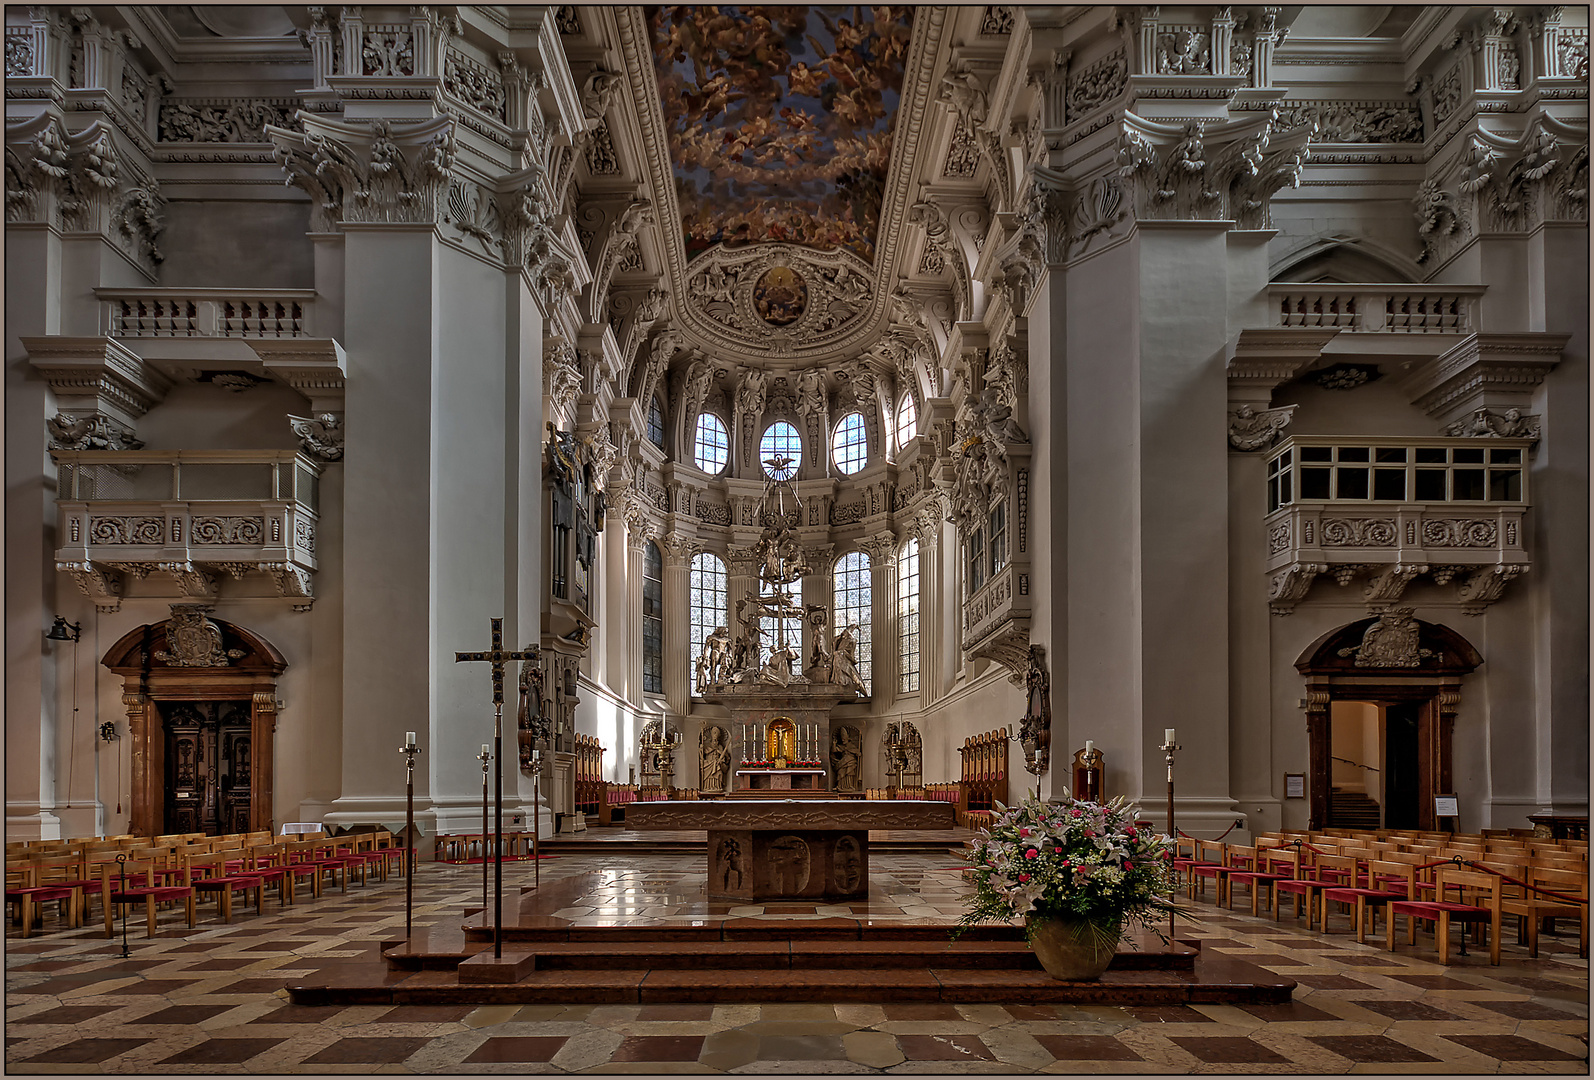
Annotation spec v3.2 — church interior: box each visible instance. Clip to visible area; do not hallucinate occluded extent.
[5,2,1589,1073]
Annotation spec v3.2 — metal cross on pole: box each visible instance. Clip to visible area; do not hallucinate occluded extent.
[455,617,537,960]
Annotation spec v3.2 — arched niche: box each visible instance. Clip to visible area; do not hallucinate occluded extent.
[102,610,288,837]
[1294,611,1482,831]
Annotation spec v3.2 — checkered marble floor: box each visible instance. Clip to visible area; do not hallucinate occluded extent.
[7,852,1588,1073]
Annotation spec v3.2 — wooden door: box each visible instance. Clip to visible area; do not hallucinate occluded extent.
[161,701,251,836]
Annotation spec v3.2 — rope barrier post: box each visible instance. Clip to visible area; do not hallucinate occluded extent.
[1160,730,1181,943]
[116,853,129,959]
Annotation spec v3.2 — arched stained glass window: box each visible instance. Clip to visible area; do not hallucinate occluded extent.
[895,394,917,450]
[642,540,663,694]
[647,396,666,448]
[689,552,727,694]
[897,538,920,694]
[833,550,872,695]
[760,421,801,479]
[832,411,867,475]
[694,413,729,475]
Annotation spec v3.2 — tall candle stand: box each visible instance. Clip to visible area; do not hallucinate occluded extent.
[1160,728,1181,944]
[478,744,491,915]
[400,733,422,941]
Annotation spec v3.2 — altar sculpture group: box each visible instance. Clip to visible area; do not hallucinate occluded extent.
[693,609,866,696]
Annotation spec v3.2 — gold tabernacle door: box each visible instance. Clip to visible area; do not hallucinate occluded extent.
[765,717,797,765]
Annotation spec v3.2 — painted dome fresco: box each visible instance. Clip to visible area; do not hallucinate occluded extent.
[648,5,914,262]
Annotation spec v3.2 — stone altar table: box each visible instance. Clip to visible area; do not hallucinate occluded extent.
[626,799,954,901]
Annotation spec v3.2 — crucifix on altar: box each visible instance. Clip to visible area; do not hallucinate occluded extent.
[454,617,537,960]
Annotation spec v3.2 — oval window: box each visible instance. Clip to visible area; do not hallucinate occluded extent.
[760,421,801,479]
[694,413,729,475]
[895,394,917,450]
[833,412,867,475]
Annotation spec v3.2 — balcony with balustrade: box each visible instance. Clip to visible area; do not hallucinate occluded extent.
[1268,284,1486,335]
[1263,435,1531,615]
[52,449,322,613]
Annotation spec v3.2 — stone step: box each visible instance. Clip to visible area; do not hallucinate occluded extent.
[293,950,1290,1007]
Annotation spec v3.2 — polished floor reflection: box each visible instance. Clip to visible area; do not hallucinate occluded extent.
[6,851,1588,1073]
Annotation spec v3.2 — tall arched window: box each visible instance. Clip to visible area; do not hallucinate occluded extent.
[897,537,920,694]
[760,420,801,478]
[833,550,872,695]
[832,411,868,474]
[647,396,666,449]
[642,540,663,694]
[694,412,729,474]
[689,552,727,693]
[895,394,917,450]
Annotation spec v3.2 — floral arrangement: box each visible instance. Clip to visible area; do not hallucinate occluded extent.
[960,793,1180,941]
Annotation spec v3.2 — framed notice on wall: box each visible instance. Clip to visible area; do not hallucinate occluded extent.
[1435,795,1459,818]
[1284,773,1306,799]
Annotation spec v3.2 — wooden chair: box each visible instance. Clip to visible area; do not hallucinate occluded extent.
[1272,850,1341,930]
[1387,866,1504,965]
[185,852,264,923]
[1228,845,1295,917]
[1502,864,1588,959]
[6,861,80,937]
[230,845,291,908]
[1190,840,1245,906]
[1322,858,1416,943]
[100,859,194,938]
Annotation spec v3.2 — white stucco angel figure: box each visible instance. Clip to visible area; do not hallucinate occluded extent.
[830,623,867,696]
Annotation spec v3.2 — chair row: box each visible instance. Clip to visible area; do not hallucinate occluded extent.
[1177,836,1588,966]
[7,830,409,938]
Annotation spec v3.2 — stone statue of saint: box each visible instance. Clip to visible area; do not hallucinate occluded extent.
[699,725,729,794]
[701,625,731,688]
[830,623,867,696]
[760,639,800,686]
[830,725,862,791]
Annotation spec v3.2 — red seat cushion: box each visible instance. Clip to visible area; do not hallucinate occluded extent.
[1389,899,1492,920]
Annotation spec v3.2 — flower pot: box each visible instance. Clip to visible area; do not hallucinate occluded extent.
[1026,916,1120,981]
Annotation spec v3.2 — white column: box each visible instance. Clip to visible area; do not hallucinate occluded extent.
[860,533,899,710]
[660,532,697,716]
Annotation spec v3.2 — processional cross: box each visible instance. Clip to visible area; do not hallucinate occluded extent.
[455,617,538,959]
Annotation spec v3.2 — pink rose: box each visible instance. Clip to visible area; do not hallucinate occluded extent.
[1071,809,1083,818]
[1019,828,1030,838]
[1018,873,1031,883]
[1025,848,1039,859]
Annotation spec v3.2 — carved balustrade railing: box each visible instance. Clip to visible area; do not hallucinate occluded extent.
[1263,436,1532,613]
[97,288,319,339]
[963,561,1020,646]
[52,449,322,610]
[1269,284,1486,334]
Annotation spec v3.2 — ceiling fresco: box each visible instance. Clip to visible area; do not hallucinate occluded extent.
[647,5,915,262]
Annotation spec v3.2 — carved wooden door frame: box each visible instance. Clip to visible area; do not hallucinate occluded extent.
[1296,613,1481,832]
[102,613,287,837]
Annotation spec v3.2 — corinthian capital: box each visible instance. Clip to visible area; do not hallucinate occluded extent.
[267,114,456,228]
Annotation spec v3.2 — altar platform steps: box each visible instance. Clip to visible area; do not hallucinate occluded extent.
[287,921,1294,1006]
[544,826,975,857]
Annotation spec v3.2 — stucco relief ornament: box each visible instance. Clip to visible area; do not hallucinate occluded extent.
[1414,179,1466,264]
[1445,407,1541,440]
[545,341,581,417]
[1338,607,1433,668]
[287,413,344,461]
[156,607,246,667]
[47,412,143,451]
[1227,404,1296,451]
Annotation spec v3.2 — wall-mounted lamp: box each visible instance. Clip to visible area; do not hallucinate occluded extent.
[46,616,82,642]
[99,721,119,743]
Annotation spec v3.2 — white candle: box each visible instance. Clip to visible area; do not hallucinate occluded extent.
[482,743,490,757]
[1085,740,1094,756]
[406,731,417,746]
[1165,728,1176,745]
